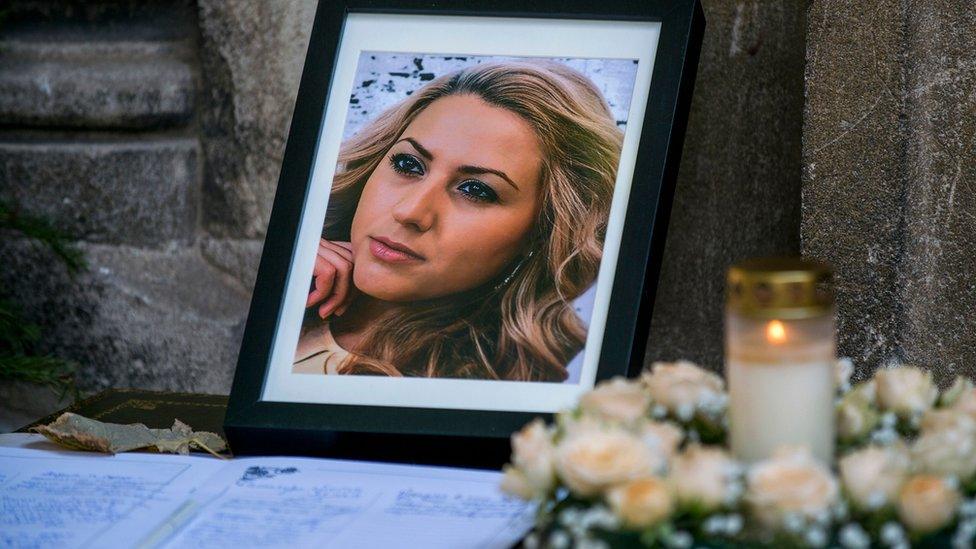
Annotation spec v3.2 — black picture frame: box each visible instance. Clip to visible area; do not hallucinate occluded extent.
[225,0,704,467]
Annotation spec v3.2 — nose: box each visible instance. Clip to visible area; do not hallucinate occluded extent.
[391,178,441,232]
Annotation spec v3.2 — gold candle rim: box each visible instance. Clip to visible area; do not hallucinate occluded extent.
[727,257,834,320]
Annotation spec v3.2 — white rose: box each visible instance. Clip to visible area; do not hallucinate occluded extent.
[949,383,976,419]
[912,409,976,481]
[875,366,938,416]
[606,477,674,528]
[838,444,910,510]
[920,408,976,433]
[509,419,556,497]
[555,428,657,497]
[836,386,880,443]
[670,444,737,511]
[836,381,879,442]
[897,475,960,534]
[941,376,975,407]
[954,390,976,417]
[643,361,725,416]
[637,420,683,464]
[835,358,854,391]
[746,446,839,529]
[500,465,534,500]
[850,380,877,404]
[579,377,651,423]
[557,413,604,438]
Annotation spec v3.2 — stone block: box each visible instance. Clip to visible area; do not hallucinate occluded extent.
[803,0,976,383]
[0,239,251,399]
[0,139,199,247]
[803,0,906,379]
[196,0,316,238]
[899,1,976,381]
[200,237,264,294]
[0,41,196,129]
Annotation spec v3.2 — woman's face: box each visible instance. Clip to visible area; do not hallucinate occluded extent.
[349,94,544,302]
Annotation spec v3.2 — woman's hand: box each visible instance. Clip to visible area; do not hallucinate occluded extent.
[306,239,356,319]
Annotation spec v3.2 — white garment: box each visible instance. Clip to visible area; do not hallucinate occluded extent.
[292,323,352,375]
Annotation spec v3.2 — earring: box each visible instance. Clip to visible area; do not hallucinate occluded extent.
[494,250,534,292]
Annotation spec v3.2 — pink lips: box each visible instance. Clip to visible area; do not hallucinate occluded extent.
[369,236,425,263]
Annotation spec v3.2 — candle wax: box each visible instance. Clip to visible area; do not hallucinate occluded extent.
[728,357,835,463]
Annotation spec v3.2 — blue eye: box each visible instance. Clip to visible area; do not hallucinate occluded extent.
[457,180,498,203]
[389,153,425,176]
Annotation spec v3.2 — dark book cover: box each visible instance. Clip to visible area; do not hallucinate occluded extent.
[18,389,228,438]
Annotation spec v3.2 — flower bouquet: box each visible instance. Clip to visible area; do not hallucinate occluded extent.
[501,361,976,548]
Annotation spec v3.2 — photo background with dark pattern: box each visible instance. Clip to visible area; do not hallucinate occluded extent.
[343,53,639,140]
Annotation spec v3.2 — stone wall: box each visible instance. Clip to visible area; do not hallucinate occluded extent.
[0,0,315,429]
[0,0,806,429]
[804,0,976,383]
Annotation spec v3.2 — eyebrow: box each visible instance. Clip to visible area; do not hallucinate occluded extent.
[395,137,521,191]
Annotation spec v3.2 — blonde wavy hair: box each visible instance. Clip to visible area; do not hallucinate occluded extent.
[322,61,623,381]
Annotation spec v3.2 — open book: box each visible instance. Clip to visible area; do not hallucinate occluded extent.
[0,435,534,548]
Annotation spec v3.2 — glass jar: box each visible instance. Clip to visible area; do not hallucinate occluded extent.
[725,257,836,463]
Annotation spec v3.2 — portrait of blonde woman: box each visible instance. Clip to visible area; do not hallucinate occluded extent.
[292,59,628,382]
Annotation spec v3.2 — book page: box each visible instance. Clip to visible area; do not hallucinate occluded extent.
[0,442,225,548]
[156,456,535,549]
[0,435,535,548]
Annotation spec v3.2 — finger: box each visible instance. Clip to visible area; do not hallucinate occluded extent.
[320,239,353,262]
[315,248,353,319]
[306,276,333,308]
[335,299,354,317]
[321,281,359,319]
[318,244,352,267]
[330,240,353,252]
[305,256,336,307]
[318,293,347,319]
[329,279,359,318]
[322,241,357,316]
[306,283,329,308]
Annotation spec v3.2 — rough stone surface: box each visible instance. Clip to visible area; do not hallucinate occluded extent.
[196,0,317,238]
[803,0,976,383]
[199,237,264,294]
[0,41,196,129]
[644,1,806,373]
[900,2,976,382]
[0,139,199,247]
[0,0,198,41]
[803,0,906,380]
[0,381,72,433]
[0,239,250,396]
[0,2,210,428]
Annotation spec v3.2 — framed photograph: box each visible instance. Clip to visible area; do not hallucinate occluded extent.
[226,0,704,465]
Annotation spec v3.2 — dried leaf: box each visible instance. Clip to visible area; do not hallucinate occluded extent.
[33,413,228,457]
[33,413,157,452]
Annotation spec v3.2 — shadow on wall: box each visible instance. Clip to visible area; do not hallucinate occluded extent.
[644,0,805,372]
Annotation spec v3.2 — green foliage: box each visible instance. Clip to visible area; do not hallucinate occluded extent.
[0,352,76,398]
[0,201,85,272]
[0,198,84,399]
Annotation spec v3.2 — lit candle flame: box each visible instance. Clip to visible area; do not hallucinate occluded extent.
[766,320,787,344]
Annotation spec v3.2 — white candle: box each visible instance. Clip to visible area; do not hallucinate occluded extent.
[725,259,836,464]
